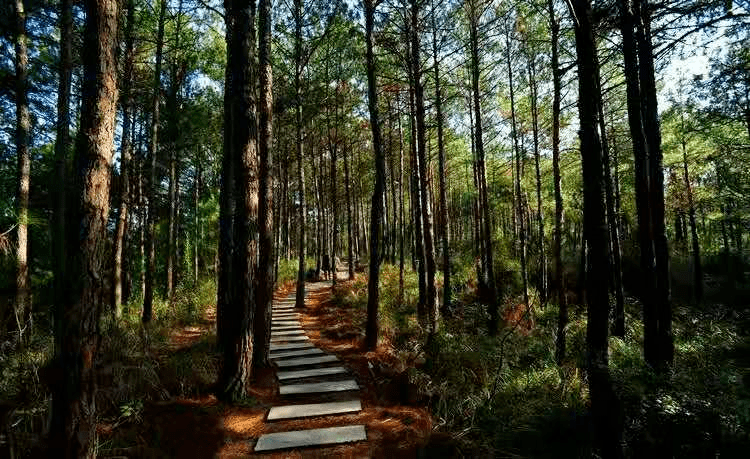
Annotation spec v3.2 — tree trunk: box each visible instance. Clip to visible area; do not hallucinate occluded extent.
[364,0,385,351]
[599,108,625,337]
[570,0,623,456]
[294,0,307,310]
[143,0,167,323]
[13,0,30,341]
[507,30,530,312]
[636,0,672,368]
[526,46,547,304]
[253,0,274,370]
[468,7,498,334]
[680,115,703,302]
[549,0,566,364]
[344,143,355,280]
[411,0,438,333]
[219,0,258,400]
[49,1,119,455]
[113,0,136,318]
[52,0,73,347]
[432,7,450,316]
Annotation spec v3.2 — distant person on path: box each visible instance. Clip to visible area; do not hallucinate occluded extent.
[322,254,331,280]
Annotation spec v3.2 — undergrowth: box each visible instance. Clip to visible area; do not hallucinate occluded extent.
[0,276,219,457]
[329,262,750,457]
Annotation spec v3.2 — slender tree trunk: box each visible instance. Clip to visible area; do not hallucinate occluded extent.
[143,0,167,323]
[409,78,426,319]
[113,0,136,318]
[364,0,385,351]
[194,162,200,286]
[13,0,30,340]
[549,0,567,363]
[636,0,672,368]
[253,0,274,370]
[397,96,405,301]
[680,116,703,302]
[599,107,625,337]
[294,0,307,309]
[527,47,547,304]
[468,7,498,333]
[432,7,450,315]
[344,143,355,280]
[507,30,529,310]
[571,0,623,456]
[411,0,438,333]
[53,0,73,347]
[49,0,119,455]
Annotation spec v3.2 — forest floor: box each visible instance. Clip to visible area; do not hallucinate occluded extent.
[100,270,432,458]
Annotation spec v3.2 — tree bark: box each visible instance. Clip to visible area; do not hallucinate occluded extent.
[570,0,623,456]
[468,3,498,334]
[219,0,259,400]
[411,0,438,333]
[253,0,274,370]
[49,0,119,455]
[506,29,530,311]
[680,113,703,302]
[432,5,450,316]
[636,0,672,368]
[53,0,73,347]
[344,142,355,280]
[294,0,307,310]
[143,0,167,323]
[113,0,136,318]
[13,0,30,341]
[364,0,385,351]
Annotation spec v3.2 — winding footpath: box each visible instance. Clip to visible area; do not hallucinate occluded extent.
[254,281,367,453]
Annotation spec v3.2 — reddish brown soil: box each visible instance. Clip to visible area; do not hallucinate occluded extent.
[99,278,433,458]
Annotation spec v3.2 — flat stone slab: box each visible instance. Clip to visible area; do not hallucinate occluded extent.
[255,424,366,451]
[275,354,338,368]
[273,314,299,319]
[271,335,309,343]
[276,366,349,381]
[269,342,315,352]
[266,400,362,421]
[271,321,299,327]
[279,379,359,396]
[270,348,325,360]
[271,329,306,337]
[272,325,302,331]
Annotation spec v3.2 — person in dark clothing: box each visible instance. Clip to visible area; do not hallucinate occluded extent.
[322,254,331,280]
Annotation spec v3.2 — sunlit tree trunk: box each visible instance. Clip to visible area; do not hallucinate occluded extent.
[13,0,30,341]
[680,113,703,302]
[294,0,307,309]
[49,0,119,455]
[253,0,274,370]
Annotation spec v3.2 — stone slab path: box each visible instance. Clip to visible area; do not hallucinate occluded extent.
[254,282,367,453]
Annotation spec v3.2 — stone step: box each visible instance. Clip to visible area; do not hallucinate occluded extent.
[269,342,315,352]
[270,335,309,343]
[276,366,348,381]
[266,399,362,421]
[279,379,358,396]
[270,348,325,360]
[274,354,338,368]
[271,329,306,337]
[273,313,299,319]
[272,325,302,332]
[254,424,366,452]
